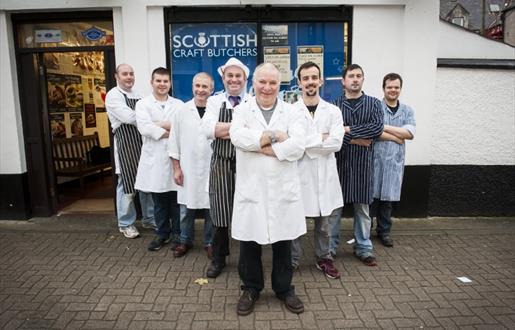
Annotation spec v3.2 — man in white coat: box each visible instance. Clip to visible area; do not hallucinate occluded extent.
[291,62,344,279]
[201,57,251,278]
[169,72,214,258]
[105,64,155,239]
[230,63,306,316]
[135,67,183,252]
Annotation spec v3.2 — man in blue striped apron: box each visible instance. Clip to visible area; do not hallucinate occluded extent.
[106,64,155,239]
[329,64,384,266]
[202,58,251,278]
[371,73,416,247]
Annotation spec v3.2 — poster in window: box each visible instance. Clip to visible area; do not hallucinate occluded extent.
[94,78,106,111]
[47,73,68,112]
[262,25,288,46]
[69,112,84,137]
[50,113,66,138]
[297,46,324,79]
[264,47,292,84]
[84,103,97,128]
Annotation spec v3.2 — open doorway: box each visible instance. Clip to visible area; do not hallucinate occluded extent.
[43,50,114,214]
[13,13,116,217]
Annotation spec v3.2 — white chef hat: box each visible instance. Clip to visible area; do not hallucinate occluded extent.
[217,57,250,79]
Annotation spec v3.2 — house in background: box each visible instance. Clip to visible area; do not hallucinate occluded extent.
[503,4,515,45]
[440,0,512,38]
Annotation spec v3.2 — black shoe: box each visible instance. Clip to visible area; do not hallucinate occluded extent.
[237,290,259,316]
[206,259,226,278]
[280,294,304,314]
[379,234,394,247]
[148,237,171,251]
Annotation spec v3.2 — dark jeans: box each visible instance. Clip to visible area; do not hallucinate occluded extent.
[238,240,294,298]
[211,226,230,262]
[370,199,393,236]
[152,191,180,241]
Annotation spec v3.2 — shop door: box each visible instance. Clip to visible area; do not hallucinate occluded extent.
[42,50,115,213]
[17,49,115,216]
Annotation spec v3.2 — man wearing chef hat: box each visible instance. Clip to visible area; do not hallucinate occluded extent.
[201,57,251,278]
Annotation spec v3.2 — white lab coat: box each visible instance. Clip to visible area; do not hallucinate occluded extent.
[134,94,183,193]
[168,99,212,209]
[230,97,307,245]
[294,98,344,217]
[201,92,251,140]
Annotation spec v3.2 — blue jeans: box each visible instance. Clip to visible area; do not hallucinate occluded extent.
[179,204,214,247]
[329,204,374,258]
[370,199,393,237]
[152,191,180,242]
[116,176,155,228]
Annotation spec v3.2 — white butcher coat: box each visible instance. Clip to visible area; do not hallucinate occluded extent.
[229,97,307,244]
[168,99,212,209]
[134,94,183,193]
[294,98,344,217]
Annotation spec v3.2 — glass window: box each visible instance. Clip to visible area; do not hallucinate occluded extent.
[17,21,114,48]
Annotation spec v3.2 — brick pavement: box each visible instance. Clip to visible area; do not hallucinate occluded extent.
[1,216,514,329]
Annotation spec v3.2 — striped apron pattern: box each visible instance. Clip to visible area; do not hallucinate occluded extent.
[333,94,384,204]
[209,101,235,228]
[114,94,143,194]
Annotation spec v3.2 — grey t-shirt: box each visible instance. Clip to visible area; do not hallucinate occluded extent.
[259,100,277,125]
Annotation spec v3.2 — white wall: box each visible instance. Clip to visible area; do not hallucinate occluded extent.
[353,1,438,165]
[433,68,515,165]
[0,12,26,174]
[438,19,515,59]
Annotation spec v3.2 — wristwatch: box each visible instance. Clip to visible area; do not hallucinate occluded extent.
[270,131,277,144]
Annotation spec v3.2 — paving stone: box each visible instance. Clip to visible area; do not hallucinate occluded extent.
[0,218,514,329]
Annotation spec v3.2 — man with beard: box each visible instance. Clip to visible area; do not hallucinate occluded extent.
[291,61,343,279]
[202,58,251,278]
[328,64,384,266]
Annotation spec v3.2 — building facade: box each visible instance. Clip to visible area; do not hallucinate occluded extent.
[1,1,514,220]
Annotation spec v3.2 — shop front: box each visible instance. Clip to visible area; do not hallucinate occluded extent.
[11,12,116,217]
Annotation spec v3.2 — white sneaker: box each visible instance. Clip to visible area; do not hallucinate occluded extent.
[119,225,140,239]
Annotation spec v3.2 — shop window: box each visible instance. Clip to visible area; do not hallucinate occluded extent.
[17,21,114,48]
[166,6,351,103]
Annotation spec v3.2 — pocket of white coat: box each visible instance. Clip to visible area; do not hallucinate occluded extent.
[235,176,259,203]
[280,177,301,203]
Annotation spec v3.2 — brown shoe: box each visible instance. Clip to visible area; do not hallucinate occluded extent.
[173,243,190,258]
[280,294,304,314]
[237,290,259,316]
[204,245,213,260]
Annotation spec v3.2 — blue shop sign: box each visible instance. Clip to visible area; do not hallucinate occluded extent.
[170,23,258,101]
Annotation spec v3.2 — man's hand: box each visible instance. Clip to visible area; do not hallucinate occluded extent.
[156,121,171,131]
[274,130,289,143]
[260,131,273,147]
[350,138,372,147]
[322,133,329,141]
[161,130,170,139]
[173,166,183,186]
[260,145,276,157]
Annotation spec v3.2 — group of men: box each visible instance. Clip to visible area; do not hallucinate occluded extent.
[105,57,415,316]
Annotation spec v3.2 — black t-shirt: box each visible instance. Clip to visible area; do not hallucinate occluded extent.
[347,94,363,109]
[387,102,399,114]
[197,106,206,118]
[306,105,318,116]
